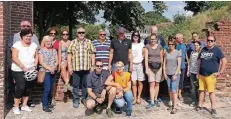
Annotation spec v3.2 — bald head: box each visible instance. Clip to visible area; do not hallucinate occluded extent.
[20,21,32,30]
[151,26,158,34]
[176,33,184,43]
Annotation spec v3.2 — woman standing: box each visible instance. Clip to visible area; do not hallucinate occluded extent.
[39,36,58,112]
[131,31,145,105]
[11,29,38,114]
[163,38,181,114]
[41,27,59,51]
[58,29,71,92]
[187,41,201,107]
[145,34,164,109]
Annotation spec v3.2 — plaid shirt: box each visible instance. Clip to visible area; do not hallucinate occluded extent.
[67,38,95,71]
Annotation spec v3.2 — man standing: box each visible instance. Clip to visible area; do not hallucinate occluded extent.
[13,20,40,47]
[144,25,166,48]
[176,33,188,102]
[186,32,206,57]
[92,29,111,70]
[86,60,115,117]
[67,27,95,108]
[108,27,132,72]
[197,36,227,116]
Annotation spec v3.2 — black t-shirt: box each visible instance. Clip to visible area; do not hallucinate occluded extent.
[110,38,132,65]
[198,46,225,76]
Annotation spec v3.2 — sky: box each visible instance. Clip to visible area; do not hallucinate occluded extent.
[95,1,193,24]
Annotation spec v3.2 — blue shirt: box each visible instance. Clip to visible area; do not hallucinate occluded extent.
[199,46,224,76]
[176,43,187,69]
[186,40,206,58]
[144,35,166,48]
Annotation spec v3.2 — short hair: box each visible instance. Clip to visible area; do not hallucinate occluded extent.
[167,35,177,49]
[168,35,176,41]
[194,41,201,46]
[47,27,58,35]
[20,29,33,39]
[61,28,69,34]
[116,61,124,66]
[98,29,105,34]
[95,59,103,65]
[192,32,198,36]
[76,27,85,32]
[131,31,141,43]
[42,35,52,44]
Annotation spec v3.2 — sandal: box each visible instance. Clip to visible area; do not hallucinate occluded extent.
[137,98,141,104]
[170,108,177,114]
[167,106,172,110]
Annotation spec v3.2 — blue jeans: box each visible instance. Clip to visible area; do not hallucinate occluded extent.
[190,73,199,103]
[42,72,56,108]
[167,75,180,93]
[72,70,89,104]
[112,64,129,72]
[114,91,133,114]
[179,68,185,89]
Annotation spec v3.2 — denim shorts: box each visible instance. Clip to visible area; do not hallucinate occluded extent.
[167,75,180,93]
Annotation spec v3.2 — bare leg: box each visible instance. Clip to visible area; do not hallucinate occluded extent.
[14,98,21,107]
[132,80,137,104]
[107,87,116,109]
[137,81,143,100]
[150,82,155,103]
[172,92,177,108]
[198,90,205,107]
[61,65,69,85]
[86,99,96,110]
[22,96,29,107]
[154,82,159,100]
[209,92,215,109]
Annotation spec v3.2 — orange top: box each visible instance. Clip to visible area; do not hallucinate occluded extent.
[112,72,131,88]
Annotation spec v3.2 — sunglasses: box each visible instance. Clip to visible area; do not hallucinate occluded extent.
[96,65,103,68]
[62,34,68,36]
[100,34,106,36]
[207,40,215,42]
[22,25,31,27]
[168,43,175,46]
[134,34,139,36]
[78,32,85,34]
[150,39,156,40]
[49,32,56,35]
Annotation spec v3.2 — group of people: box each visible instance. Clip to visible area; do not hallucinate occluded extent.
[10,20,227,118]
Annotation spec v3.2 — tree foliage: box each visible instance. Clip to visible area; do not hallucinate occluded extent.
[152,1,167,14]
[173,13,187,24]
[142,11,170,25]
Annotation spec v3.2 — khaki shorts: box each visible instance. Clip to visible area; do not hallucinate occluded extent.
[148,67,162,82]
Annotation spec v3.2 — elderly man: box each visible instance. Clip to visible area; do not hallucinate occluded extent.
[67,27,95,108]
[86,60,116,117]
[13,20,40,47]
[196,36,227,116]
[108,27,132,72]
[92,29,111,70]
[144,25,166,48]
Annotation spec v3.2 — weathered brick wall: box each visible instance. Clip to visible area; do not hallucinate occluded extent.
[208,20,231,96]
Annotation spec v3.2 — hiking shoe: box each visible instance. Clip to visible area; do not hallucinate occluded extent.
[211,109,217,116]
[73,102,79,108]
[43,107,52,112]
[106,108,113,118]
[168,101,172,106]
[190,102,196,107]
[196,106,203,111]
[155,100,160,107]
[146,103,155,109]
[125,113,131,118]
[21,106,32,112]
[13,107,20,115]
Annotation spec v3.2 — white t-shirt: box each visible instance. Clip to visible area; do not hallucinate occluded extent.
[132,43,144,63]
[11,41,38,71]
[189,51,199,74]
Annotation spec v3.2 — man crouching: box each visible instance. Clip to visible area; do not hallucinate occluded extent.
[86,60,115,118]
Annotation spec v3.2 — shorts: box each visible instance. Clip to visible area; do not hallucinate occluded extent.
[199,74,216,93]
[148,67,162,82]
[131,63,145,81]
[167,75,180,93]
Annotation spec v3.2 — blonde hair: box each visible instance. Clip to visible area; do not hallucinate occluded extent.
[61,28,69,34]
[98,29,105,34]
[116,61,124,66]
[42,35,52,44]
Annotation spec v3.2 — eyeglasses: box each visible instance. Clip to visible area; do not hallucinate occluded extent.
[49,32,56,35]
[22,25,31,28]
[168,43,175,46]
[100,34,106,36]
[207,40,215,42]
[78,32,85,34]
[96,65,103,68]
[62,34,68,36]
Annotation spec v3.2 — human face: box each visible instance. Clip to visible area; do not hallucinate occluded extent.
[207,37,215,47]
[192,34,199,41]
[49,29,56,40]
[150,35,157,45]
[116,63,124,73]
[168,41,175,50]
[176,36,183,44]
[62,31,69,40]
[133,32,139,43]
[77,29,85,40]
[20,21,32,30]
[99,31,106,40]
[45,38,53,49]
[194,42,200,52]
[95,61,103,73]
[118,33,125,40]
[22,33,32,44]
[151,27,158,35]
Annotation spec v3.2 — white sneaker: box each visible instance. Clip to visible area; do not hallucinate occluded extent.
[168,101,172,106]
[21,106,32,112]
[177,102,183,107]
[13,107,20,115]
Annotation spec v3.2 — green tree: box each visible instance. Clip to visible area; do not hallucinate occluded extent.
[173,13,187,24]
[142,11,170,25]
[85,24,103,40]
[152,1,167,14]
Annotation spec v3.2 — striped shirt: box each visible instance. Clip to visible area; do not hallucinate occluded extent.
[67,38,95,71]
[92,39,111,67]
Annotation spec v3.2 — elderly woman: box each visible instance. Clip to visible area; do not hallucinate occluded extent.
[11,29,38,115]
[41,27,59,51]
[39,36,58,112]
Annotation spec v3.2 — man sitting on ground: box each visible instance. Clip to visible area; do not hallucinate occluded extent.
[86,60,116,118]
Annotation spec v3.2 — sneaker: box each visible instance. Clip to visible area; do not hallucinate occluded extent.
[168,100,172,106]
[196,106,203,111]
[106,108,113,118]
[21,106,32,112]
[126,113,131,118]
[43,107,52,112]
[73,102,79,108]
[48,104,54,110]
[13,107,20,115]
[146,103,155,109]
[114,107,122,114]
[190,102,196,107]
[155,100,160,107]
[211,109,217,116]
